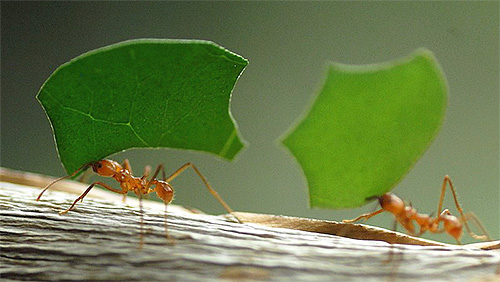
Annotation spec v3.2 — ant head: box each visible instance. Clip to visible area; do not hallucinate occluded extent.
[91,159,117,177]
[379,193,405,214]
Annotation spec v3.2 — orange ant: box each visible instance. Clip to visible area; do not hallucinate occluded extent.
[343,175,490,244]
[36,159,242,245]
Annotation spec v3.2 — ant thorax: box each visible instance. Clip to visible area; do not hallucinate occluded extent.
[115,172,147,193]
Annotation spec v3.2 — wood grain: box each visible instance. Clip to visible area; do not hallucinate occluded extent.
[1,168,499,282]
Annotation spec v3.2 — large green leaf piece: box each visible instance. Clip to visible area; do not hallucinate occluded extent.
[282,49,447,209]
[37,39,248,174]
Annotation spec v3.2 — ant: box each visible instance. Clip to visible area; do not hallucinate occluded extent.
[342,175,490,244]
[36,159,242,246]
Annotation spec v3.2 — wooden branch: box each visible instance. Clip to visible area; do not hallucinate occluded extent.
[1,168,499,281]
[233,212,500,250]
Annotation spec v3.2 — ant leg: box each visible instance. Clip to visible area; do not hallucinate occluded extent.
[137,191,145,249]
[438,176,490,241]
[123,161,163,247]
[141,164,172,243]
[140,165,153,200]
[396,217,416,236]
[151,164,166,181]
[133,185,171,248]
[123,159,132,174]
[119,159,136,203]
[342,208,384,223]
[59,181,124,215]
[392,219,399,232]
[164,204,175,244]
[143,164,166,191]
[166,163,242,223]
[436,176,448,216]
[37,164,91,201]
[462,212,491,241]
[143,165,152,179]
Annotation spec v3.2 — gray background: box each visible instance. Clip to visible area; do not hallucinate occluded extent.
[1,1,498,244]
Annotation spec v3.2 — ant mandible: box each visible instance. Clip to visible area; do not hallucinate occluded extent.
[36,159,242,245]
[342,175,490,244]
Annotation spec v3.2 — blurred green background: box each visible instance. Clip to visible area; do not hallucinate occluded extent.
[1,2,498,244]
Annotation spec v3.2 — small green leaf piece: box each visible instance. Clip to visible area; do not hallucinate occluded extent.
[37,39,248,174]
[282,49,448,209]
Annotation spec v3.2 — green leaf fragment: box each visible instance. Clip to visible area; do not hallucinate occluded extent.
[37,39,248,174]
[282,49,448,209]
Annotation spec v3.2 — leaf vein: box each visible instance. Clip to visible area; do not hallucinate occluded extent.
[158,93,207,144]
[218,129,237,158]
[42,89,149,147]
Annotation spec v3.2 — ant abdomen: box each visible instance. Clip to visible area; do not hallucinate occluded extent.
[440,211,462,241]
[154,181,174,204]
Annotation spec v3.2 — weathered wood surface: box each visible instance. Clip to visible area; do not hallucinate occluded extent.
[233,212,500,250]
[1,171,500,282]
[3,167,498,250]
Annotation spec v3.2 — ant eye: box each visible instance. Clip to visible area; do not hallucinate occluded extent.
[98,163,102,168]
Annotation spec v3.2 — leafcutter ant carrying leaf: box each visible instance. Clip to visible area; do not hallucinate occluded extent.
[37,159,242,247]
[343,175,490,244]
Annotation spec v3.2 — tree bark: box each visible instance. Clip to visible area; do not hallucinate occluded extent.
[1,168,499,282]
